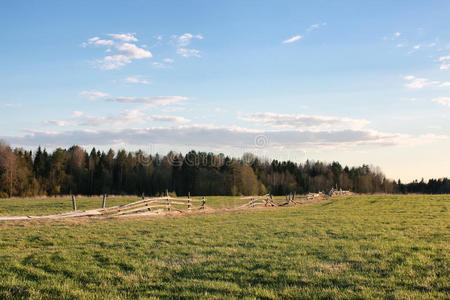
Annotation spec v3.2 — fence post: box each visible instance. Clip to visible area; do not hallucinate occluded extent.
[72,195,77,211]
[102,194,106,209]
[188,192,191,210]
[201,197,206,210]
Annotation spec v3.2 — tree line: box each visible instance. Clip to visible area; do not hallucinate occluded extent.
[0,142,448,198]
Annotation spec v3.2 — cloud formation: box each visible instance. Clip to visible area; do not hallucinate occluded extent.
[177,48,201,58]
[282,35,302,44]
[171,33,203,58]
[439,55,450,70]
[404,75,440,89]
[3,125,444,150]
[432,97,450,107]
[83,33,152,70]
[79,90,109,100]
[123,76,151,85]
[306,22,327,32]
[107,33,138,42]
[74,110,190,127]
[106,96,188,106]
[242,113,370,130]
[176,33,203,46]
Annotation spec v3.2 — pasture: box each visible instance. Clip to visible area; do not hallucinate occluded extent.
[0,195,448,299]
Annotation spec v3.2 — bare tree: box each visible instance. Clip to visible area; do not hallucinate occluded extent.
[0,141,17,197]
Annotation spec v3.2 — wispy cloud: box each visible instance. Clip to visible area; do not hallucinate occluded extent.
[123,76,151,85]
[106,96,189,106]
[4,125,445,149]
[282,22,326,44]
[107,33,138,42]
[439,55,450,70]
[74,110,190,127]
[432,97,450,107]
[42,120,74,127]
[176,33,203,47]
[404,75,440,89]
[79,90,109,100]
[177,48,201,57]
[171,33,203,58]
[306,22,327,32]
[282,35,303,44]
[384,32,401,41]
[72,111,84,117]
[242,112,369,130]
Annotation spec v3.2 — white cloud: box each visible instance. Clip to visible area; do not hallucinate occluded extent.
[84,33,152,70]
[98,54,131,70]
[170,33,203,58]
[242,113,370,130]
[4,125,445,149]
[79,90,109,100]
[176,33,203,46]
[152,62,166,68]
[106,96,189,106]
[432,97,450,107]
[124,76,151,85]
[177,48,201,57]
[3,103,22,108]
[149,115,190,123]
[439,82,450,87]
[306,22,327,32]
[43,109,191,128]
[72,111,84,117]
[163,58,174,63]
[282,35,302,44]
[439,55,450,70]
[115,43,152,59]
[404,75,440,89]
[384,32,401,41]
[107,33,138,42]
[42,120,74,127]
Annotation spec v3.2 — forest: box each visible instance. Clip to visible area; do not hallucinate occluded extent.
[0,142,449,198]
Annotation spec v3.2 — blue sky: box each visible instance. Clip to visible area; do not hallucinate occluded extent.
[1,0,449,181]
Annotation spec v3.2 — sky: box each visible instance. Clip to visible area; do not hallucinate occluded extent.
[1,0,449,182]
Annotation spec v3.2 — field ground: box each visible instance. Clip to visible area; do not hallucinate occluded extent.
[0,195,448,299]
[0,195,270,217]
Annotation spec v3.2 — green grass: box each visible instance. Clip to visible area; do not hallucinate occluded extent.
[0,197,138,216]
[0,195,284,216]
[0,195,449,299]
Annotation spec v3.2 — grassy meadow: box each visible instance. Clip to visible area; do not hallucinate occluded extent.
[0,195,448,299]
[0,195,257,216]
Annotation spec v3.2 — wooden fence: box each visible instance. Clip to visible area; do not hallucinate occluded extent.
[101,195,206,217]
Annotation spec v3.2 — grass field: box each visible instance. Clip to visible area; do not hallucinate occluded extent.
[0,195,256,216]
[0,195,448,299]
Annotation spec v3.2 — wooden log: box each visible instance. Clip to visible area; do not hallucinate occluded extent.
[166,197,203,202]
[113,205,169,215]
